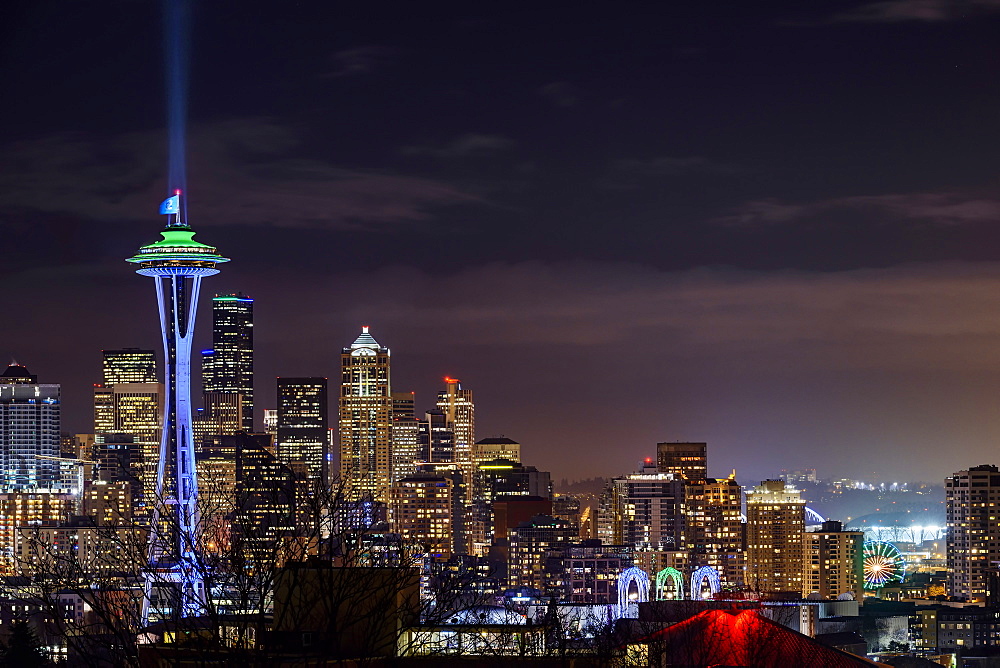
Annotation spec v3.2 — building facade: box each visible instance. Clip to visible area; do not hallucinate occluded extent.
[339,327,392,502]
[745,479,806,595]
[804,520,864,601]
[0,364,61,492]
[656,442,708,482]
[201,293,254,431]
[946,465,1000,602]
[276,377,329,483]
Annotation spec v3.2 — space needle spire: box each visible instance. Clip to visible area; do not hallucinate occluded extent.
[127,190,229,624]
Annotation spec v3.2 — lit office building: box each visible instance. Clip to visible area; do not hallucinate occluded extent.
[684,474,745,588]
[201,293,254,431]
[1,364,61,492]
[804,520,864,601]
[233,433,297,565]
[946,465,1000,602]
[746,479,806,595]
[418,410,454,464]
[437,378,474,480]
[390,392,419,484]
[545,540,634,604]
[102,348,157,385]
[473,437,520,467]
[0,490,77,574]
[603,462,685,549]
[93,382,162,506]
[263,409,278,435]
[192,392,245,446]
[656,442,708,482]
[507,515,577,589]
[276,378,328,483]
[339,327,392,502]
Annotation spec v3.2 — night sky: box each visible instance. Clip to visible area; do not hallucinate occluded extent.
[4,1,1000,485]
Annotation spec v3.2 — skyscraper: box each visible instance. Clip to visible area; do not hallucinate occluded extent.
[0,364,60,492]
[656,442,708,482]
[437,377,474,479]
[946,464,1000,602]
[102,349,157,385]
[276,377,328,483]
[745,479,806,595]
[804,520,864,601]
[684,474,745,588]
[602,462,685,549]
[201,293,254,431]
[339,327,392,502]
[390,392,419,484]
[127,194,228,621]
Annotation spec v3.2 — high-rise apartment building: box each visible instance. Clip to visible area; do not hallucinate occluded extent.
[390,471,456,559]
[656,442,708,482]
[102,349,157,385]
[603,463,685,549]
[746,479,806,595]
[339,327,392,502]
[201,294,254,431]
[946,465,1000,602]
[684,474,745,588]
[276,378,328,483]
[804,520,864,601]
[0,364,61,492]
[508,514,577,589]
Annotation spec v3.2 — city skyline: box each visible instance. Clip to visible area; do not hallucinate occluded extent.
[6,1,1000,485]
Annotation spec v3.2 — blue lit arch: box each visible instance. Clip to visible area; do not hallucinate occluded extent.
[617,566,650,619]
[689,566,721,600]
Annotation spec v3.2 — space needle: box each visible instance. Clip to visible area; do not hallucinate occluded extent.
[127,191,228,623]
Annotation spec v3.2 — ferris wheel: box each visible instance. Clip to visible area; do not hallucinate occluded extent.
[863,541,906,589]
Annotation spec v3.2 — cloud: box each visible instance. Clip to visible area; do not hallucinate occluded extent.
[828,0,1000,23]
[714,192,1000,227]
[325,45,397,78]
[399,133,513,159]
[538,81,579,107]
[0,119,476,229]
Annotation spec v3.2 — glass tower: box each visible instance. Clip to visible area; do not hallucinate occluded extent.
[201,294,254,431]
[127,195,228,623]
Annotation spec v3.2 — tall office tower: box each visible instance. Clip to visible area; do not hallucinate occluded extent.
[102,348,157,385]
[437,378,474,476]
[745,479,806,595]
[390,392,419,484]
[473,437,520,466]
[418,410,455,463]
[201,293,254,431]
[656,442,708,482]
[603,462,685,549]
[263,409,278,435]
[339,327,392,502]
[93,382,163,509]
[474,458,552,503]
[946,465,1000,602]
[276,378,329,483]
[234,433,297,566]
[684,474,745,588]
[192,392,244,447]
[804,520,864,601]
[0,364,60,491]
[127,194,229,621]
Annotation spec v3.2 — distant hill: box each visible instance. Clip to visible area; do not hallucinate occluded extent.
[556,477,607,495]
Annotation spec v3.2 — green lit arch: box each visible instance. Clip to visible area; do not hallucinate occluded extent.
[654,567,684,600]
